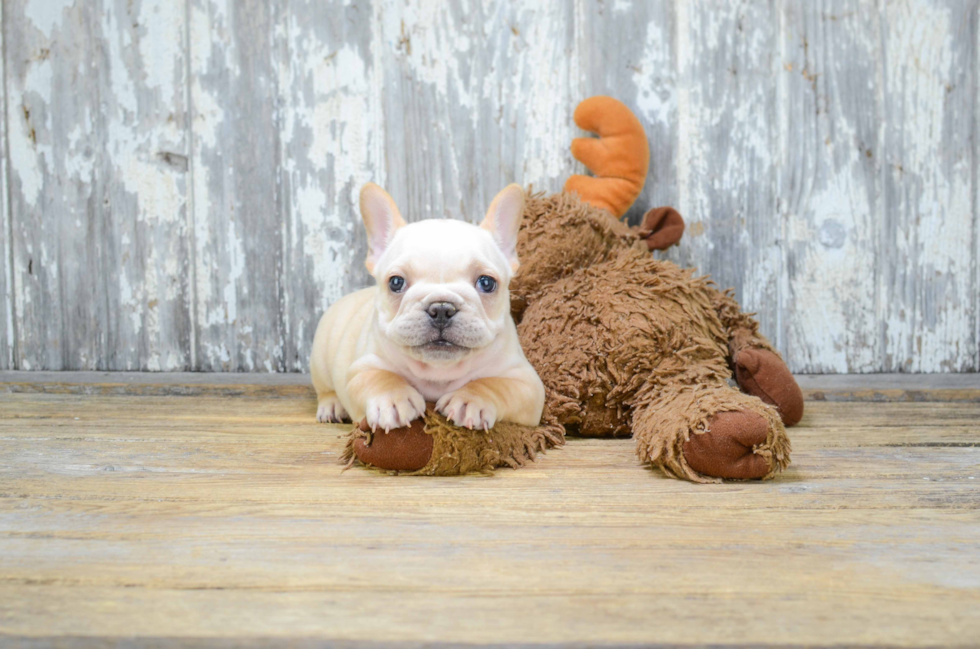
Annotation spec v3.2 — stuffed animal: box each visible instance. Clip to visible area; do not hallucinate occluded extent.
[342,96,802,483]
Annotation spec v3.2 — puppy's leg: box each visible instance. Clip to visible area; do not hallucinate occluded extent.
[311,342,349,424]
[311,302,348,424]
[436,368,545,430]
[347,368,426,432]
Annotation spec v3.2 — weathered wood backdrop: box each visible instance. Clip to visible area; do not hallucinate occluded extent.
[0,0,976,373]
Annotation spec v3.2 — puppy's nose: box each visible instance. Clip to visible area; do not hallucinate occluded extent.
[426,302,458,328]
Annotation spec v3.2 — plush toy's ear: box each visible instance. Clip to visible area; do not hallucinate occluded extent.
[360,183,407,273]
[635,206,685,250]
[480,184,525,272]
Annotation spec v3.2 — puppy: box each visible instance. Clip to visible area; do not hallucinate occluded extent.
[310,183,545,432]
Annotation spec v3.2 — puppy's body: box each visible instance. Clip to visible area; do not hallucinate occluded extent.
[311,187,544,432]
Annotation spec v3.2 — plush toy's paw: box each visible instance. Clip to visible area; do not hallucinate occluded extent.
[316,395,350,423]
[352,417,434,472]
[365,386,426,432]
[632,383,791,483]
[435,391,497,430]
[682,410,771,480]
[734,349,805,426]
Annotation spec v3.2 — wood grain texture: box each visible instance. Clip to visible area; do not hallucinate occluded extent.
[190,0,284,371]
[0,0,977,374]
[797,372,980,402]
[779,0,882,373]
[4,0,192,371]
[277,0,382,371]
[674,1,784,346]
[377,2,578,222]
[880,0,977,372]
[575,0,678,224]
[0,0,10,371]
[0,376,979,645]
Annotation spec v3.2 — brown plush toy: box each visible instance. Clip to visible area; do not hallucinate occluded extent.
[342,96,803,483]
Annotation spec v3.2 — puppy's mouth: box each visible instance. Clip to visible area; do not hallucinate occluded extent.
[415,338,469,354]
[415,336,470,358]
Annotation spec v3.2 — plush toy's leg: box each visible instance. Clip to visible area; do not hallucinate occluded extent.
[631,379,791,483]
[340,405,563,476]
[710,289,805,426]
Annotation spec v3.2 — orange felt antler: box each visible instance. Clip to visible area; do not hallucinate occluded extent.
[563,96,650,218]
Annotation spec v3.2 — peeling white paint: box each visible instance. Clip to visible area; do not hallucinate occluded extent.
[633,19,674,127]
[675,0,692,225]
[378,1,478,121]
[138,1,183,95]
[23,0,73,36]
[880,0,975,372]
[1,0,12,369]
[777,3,883,373]
[276,4,387,370]
[190,0,231,360]
[8,54,52,208]
[189,5,224,148]
[503,2,577,189]
[105,9,138,118]
[117,266,142,334]
[295,42,377,306]
[220,216,243,328]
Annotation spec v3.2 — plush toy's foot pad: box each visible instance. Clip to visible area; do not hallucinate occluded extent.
[341,407,565,476]
[351,418,433,472]
[735,348,805,427]
[682,410,771,480]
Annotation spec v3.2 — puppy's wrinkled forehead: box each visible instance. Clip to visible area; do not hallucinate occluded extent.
[360,182,525,278]
[378,220,510,280]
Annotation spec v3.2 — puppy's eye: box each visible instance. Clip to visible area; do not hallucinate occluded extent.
[388,276,406,293]
[476,275,497,293]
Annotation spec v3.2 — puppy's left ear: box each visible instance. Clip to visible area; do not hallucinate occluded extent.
[480,184,525,272]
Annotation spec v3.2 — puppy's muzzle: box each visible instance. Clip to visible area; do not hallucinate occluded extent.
[426,302,458,330]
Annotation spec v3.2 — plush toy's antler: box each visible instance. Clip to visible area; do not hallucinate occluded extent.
[563,96,650,218]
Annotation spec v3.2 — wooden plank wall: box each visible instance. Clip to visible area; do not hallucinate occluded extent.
[0,0,976,374]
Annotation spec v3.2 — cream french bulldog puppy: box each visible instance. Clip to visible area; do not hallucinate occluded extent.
[310,183,545,432]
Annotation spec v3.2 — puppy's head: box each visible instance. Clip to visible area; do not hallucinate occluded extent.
[360,183,525,366]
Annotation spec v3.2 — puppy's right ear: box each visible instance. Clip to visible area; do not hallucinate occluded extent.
[360,183,407,273]
[480,184,525,272]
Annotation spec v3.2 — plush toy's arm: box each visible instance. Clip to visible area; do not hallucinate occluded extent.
[711,289,804,427]
[710,289,775,359]
[563,96,649,218]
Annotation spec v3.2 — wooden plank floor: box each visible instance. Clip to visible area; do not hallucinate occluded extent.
[1,373,979,647]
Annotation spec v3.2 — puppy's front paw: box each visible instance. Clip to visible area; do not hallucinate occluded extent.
[365,386,426,432]
[316,395,350,423]
[436,391,497,430]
